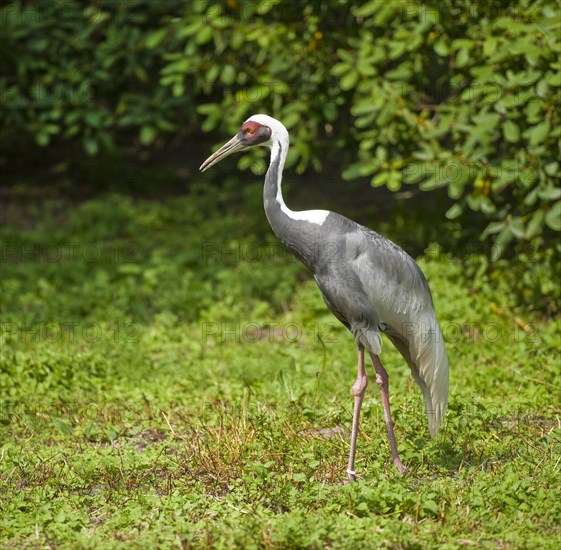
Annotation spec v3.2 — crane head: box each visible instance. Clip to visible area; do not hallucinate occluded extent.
[199,114,285,172]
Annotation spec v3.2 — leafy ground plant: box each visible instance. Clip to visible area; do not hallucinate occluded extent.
[1,184,560,548]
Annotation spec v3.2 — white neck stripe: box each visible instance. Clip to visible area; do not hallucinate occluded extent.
[270,138,329,226]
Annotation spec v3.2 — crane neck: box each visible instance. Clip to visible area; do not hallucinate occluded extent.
[263,135,294,235]
[263,135,329,270]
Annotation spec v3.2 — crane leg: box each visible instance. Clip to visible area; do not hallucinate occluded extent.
[346,346,368,482]
[369,353,406,474]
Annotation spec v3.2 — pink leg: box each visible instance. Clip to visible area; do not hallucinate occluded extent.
[346,347,368,482]
[369,352,406,474]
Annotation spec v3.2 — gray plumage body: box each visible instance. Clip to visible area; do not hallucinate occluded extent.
[263,139,448,436]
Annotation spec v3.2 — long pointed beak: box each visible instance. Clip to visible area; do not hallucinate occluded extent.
[199,134,246,172]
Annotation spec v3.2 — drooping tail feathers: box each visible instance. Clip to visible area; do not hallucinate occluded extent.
[385,316,449,437]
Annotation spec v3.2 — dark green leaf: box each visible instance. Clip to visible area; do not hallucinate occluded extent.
[140,126,157,146]
[503,120,520,143]
[545,201,561,231]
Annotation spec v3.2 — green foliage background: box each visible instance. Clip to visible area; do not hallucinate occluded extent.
[1,0,560,251]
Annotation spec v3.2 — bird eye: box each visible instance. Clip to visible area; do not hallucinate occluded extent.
[246,127,254,135]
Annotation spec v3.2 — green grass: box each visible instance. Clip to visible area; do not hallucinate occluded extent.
[1,183,560,548]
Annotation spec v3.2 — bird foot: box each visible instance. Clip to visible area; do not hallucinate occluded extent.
[345,468,358,483]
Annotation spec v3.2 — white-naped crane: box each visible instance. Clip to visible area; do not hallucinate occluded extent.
[200,114,448,480]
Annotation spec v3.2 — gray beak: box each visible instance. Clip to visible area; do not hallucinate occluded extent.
[199,134,246,172]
